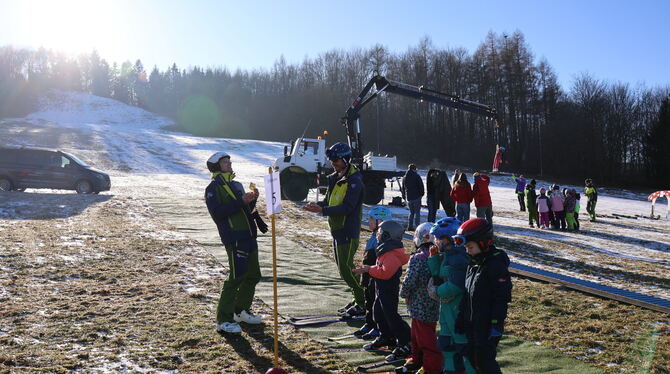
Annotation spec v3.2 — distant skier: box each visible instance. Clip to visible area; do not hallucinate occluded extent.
[585,178,598,222]
[512,174,527,211]
[472,172,493,224]
[492,145,505,173]
[426,169,456,221]
[205,152,268,334]
[550,185,566,230]
[525,179,539,228]
[451,173,474,222]
[303,142,365,317]
[402,164,425,231]
[536,188,551,229]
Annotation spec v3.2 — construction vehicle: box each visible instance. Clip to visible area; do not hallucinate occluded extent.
[273,75,501,205]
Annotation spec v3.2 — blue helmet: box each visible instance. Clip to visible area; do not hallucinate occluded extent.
[430,217,462,240]
[326,142,352,162]
[368,206,392,221]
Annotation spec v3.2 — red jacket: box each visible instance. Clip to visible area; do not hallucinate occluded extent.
[450,183,473,204]
[369,248,410,280]
[472,174,492,207]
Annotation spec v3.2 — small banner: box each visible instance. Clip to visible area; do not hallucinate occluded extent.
[264,172,282,215]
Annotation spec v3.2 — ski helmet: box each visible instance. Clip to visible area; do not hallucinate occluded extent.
[326,142,352,163]
[368,206,392,221]
[378,220,405,242]
[413,222,435,248]
[539,187,546,194]
[453,218,494,250]
[430,217,462,240]
[207,151,230,172]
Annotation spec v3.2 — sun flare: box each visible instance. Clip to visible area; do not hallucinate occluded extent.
[16,0,125,56]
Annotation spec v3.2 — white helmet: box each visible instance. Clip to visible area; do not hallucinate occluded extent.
[413,222,434,248]
[207,152,230,172]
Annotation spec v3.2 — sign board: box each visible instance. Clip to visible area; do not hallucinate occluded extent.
[264,172,282,215]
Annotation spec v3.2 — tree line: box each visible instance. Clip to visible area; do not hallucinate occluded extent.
[1,31,669,187]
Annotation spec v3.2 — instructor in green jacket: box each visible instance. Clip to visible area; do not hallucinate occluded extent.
[304,142,366,317]
[205,151,268,334]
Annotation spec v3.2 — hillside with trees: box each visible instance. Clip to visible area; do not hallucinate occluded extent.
[1,31,668,186]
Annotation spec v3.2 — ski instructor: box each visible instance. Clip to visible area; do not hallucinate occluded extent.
[303,142,366,317]
[205,151,268,334]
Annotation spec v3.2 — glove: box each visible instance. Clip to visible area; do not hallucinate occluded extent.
[429,244,439,256]
[488,326,503,345]
[253,212,269,233]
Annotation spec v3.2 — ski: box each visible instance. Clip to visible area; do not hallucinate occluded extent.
[330,346,393,354]
[356,358,405,372]
[289,315,364,326]
[289,313,342,321]
[326,333,356,341]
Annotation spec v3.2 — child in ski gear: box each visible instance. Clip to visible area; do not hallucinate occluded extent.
[398,222,442,374]
[525,179,539,228]
[427,169,456,221]
[403,164,425,230]
[472,172,493,224]
[353,220,411,359]
[451,173,473,222]
[427,217,475,374]
[564,189,578,231]
[512,174,527,211]
[304,142,366,315]
[574,193,581,230]
[452,218,512,374]
[550,185,566,230]
[205,152,266,334]
[355,206,392,339]
[537,188,551,229]
[585,178,598,222]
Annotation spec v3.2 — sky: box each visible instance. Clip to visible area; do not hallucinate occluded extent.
[1,0,669,90]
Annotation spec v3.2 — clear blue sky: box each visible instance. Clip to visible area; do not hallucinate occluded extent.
[2,0,669,90]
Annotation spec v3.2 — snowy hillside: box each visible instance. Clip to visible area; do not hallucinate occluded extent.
[1,89,668,301]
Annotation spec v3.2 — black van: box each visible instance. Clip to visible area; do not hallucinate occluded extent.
[0,147,110,194]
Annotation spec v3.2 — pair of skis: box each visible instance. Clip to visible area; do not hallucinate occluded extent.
[288,313,365,326]
[356,358,405,372]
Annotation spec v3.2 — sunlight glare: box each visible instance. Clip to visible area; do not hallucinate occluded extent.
[18,0,125,56]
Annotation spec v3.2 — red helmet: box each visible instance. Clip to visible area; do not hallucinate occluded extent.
[454,218,494,250]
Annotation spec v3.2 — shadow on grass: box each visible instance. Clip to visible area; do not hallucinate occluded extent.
[243,325,333,373]
[222,332,275,373]
[0,191,112,220]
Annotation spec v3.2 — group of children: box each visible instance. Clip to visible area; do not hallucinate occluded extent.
[352,207,513,374]
[518,176,599,230]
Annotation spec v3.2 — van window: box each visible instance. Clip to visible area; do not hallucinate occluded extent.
[19,150,51,166]
[50,155,71,168]
[63,152,88,167]
[0,149,19,163]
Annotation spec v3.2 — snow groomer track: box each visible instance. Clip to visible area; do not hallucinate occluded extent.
[398,232,670,315]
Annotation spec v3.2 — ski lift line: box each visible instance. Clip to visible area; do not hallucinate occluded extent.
[387,231,670,315]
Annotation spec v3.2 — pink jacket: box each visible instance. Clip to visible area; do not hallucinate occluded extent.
[550,193,564,212]
[369,248,410,280]
[536,195,550,213]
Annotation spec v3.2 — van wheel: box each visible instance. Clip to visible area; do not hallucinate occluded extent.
[0,178,12,192]
[76,180,93,194]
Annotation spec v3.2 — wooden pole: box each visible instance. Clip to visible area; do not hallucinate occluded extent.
[269,167,280,368]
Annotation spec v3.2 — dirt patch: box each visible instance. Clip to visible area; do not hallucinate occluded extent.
[0,193,354,373]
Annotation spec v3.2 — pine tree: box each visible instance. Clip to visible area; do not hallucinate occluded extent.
[646,98,670,185]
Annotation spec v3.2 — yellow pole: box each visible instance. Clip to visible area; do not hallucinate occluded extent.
[269,167,280,368]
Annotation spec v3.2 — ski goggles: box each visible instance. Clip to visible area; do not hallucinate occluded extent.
[326,150,349,161]
[451,235,468,246]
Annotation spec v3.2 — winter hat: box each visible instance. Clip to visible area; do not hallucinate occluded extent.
[530,179,536,185]
[540,187,546,194]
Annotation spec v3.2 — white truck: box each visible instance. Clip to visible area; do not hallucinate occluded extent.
[272,136,401,205]
[273,74,500,205]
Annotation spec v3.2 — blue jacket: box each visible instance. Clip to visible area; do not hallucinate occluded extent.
[205,173,258,246]
[318,165,365,242]
[402,169,425,201]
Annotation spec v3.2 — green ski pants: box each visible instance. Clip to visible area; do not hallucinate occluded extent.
[216,239,261,323]
[566,212,577,230]
[334,238,365,307]
[587,200,597,221]
[528,206,539,227]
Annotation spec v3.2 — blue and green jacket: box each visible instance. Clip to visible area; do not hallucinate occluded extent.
[205,172,258,246]
[318,164,365,242]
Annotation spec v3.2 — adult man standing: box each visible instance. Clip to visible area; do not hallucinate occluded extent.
[426,169,456,222]
[585,178,598,222]
[402,164,425,231]
[205,152,268,334]
[304,142,366,316]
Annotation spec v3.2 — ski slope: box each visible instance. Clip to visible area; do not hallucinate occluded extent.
[1,89,668,300]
